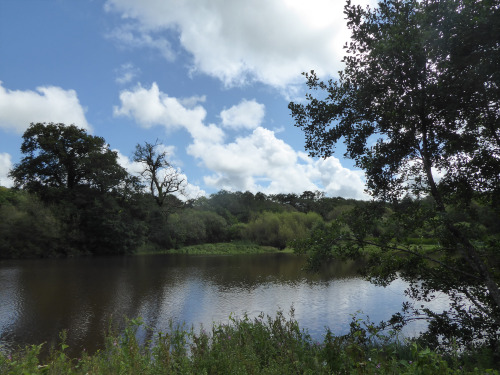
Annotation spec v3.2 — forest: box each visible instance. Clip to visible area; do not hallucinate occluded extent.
[0,152,363,259]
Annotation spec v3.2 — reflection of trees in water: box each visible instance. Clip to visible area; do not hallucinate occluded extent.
[0,254,369,357]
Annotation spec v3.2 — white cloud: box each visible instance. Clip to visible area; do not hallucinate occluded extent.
[188,127,367,199]
[0,82,90,133]
[0,153,13,188]
[114,82,368,199]
[220,99,265,130]
[107,24,176,61]
[114,82,224,143]
[115,62,141,84]
[104,0,374,88]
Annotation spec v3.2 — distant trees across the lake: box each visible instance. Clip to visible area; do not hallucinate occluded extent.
[0,179,367,258]
[0,122,367,258]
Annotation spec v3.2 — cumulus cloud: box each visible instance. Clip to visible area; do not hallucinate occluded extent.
[0,82,90,133]
[114,82,367,198]
[220,99,265,130]
[114,82,224,143]
[104,0,373,88]
[189,127,367,198]
[0,153,13,188]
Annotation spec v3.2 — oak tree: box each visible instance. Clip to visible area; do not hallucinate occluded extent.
[10,122,128,193]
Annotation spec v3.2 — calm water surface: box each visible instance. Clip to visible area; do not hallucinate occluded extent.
[0,253,449,356]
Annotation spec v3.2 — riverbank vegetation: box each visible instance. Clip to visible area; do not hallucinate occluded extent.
[0,178,361,259]
[1,312,499,374]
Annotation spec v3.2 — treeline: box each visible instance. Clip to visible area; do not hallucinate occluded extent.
[3,122,497,260]
[3,175,498,259]
[0,184,362,258]
[1,122,369,259]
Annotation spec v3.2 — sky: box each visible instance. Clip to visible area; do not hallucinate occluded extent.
[0,0,374,200]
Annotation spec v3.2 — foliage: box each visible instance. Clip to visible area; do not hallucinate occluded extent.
[1,312,498,374]
[5,123,147,257]
[9,123,128,194]
[169,241,279,255]
[166,209,229,247]
[289,0,500,352]
[0,190,63,258]
[244,211,324,249]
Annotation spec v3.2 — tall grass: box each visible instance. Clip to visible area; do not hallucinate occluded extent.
[1,311,498,374]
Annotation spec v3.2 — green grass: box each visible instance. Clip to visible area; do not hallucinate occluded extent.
[171,241,282,255]
[1,312,498,374]
[137,241,288,255]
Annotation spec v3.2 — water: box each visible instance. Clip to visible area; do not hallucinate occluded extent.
[0,253,449,356]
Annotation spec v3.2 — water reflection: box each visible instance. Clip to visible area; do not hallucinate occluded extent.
[0,254,449,356]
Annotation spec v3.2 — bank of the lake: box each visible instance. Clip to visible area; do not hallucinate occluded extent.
[2,313,498,374]
[136,241,291,256]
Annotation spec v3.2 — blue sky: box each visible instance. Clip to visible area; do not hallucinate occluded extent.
[0,0,372,199]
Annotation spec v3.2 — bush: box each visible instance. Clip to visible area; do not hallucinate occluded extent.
[244,211,323,249]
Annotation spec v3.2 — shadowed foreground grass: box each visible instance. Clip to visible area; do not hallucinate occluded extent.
[1,310,498,374]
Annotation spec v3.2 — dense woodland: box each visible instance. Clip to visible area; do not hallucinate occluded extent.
[2,179,498,259]
[0,175,365,258]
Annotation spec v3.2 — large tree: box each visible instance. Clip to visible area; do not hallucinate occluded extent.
[10,122,128,193]
[289,0,499,350]
[9,123,145,255]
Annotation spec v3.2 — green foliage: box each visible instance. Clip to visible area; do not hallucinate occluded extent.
[290,0,500,353]
[0,190,63,258]
[171,241,278,255]
[1,312,498,374]
[4,123,147,257]
[244,211,323,249]
[167,209,229,247]
[10,123,127,194]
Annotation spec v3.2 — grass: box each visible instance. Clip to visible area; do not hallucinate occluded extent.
[1,311,499,375]
[136,241,292,255]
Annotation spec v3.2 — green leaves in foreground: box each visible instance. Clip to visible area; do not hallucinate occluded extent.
[1,312,498,374]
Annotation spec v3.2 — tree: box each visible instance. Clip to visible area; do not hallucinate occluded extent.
[8,123,146,256]
[9,123,128,193]
[133,140,186,209]
[289,0,500,350]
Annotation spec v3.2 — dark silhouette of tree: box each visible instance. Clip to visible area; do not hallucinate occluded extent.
[289,0,500,350]
[133,140,186,209]
[10,122,127,193]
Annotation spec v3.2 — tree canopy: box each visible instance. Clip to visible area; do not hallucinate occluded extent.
[6,123,145,256]
[10,122,128,193]
[289,0,499,350]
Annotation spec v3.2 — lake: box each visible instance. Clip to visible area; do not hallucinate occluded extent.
[0,253,449,356]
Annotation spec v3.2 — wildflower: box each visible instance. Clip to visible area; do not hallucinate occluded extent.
[408,360,413,364]
[113,340,118,346]
[376,363,381,369]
